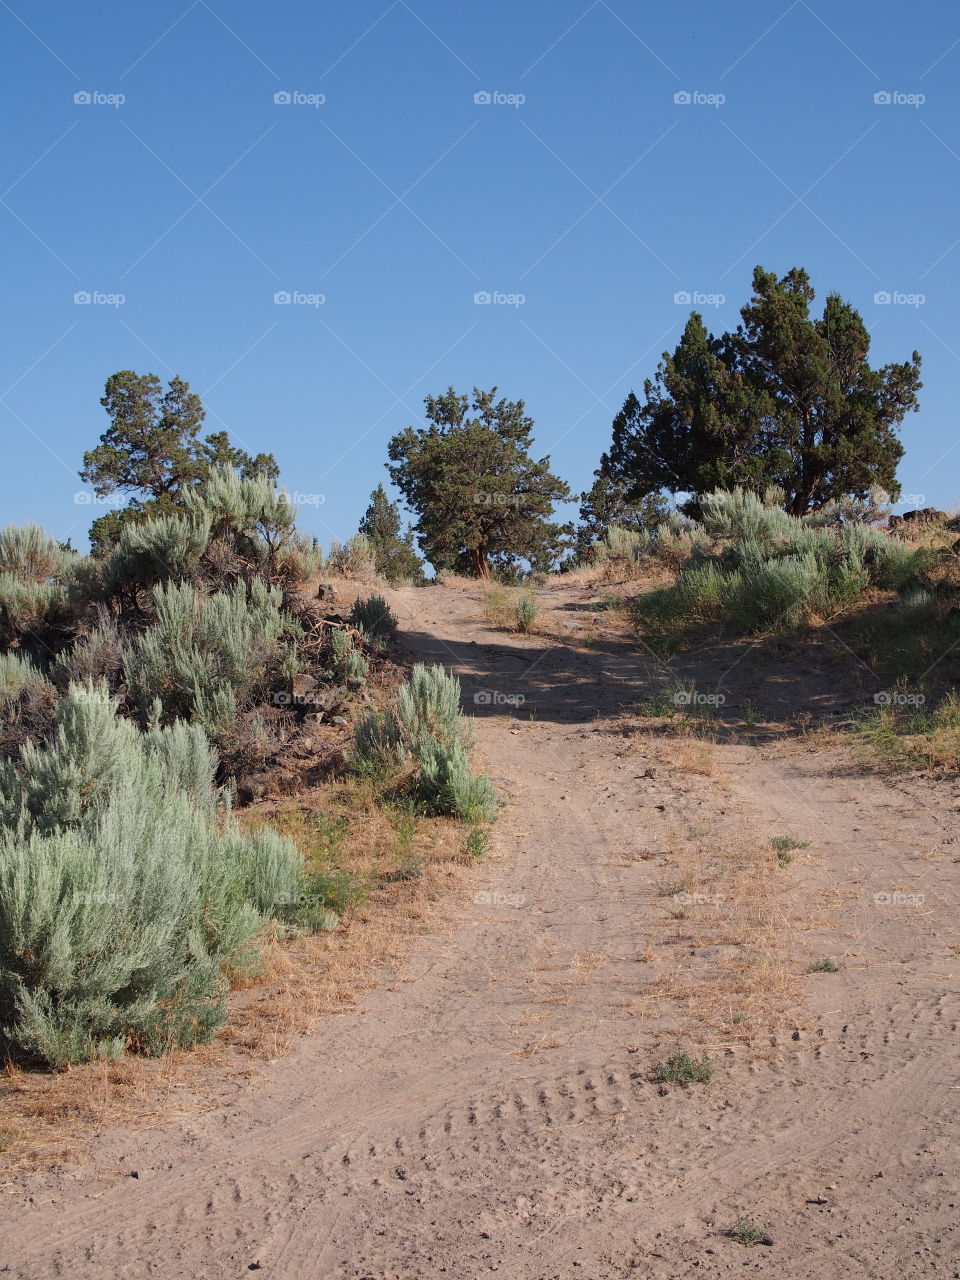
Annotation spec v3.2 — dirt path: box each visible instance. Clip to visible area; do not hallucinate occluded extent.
[2,584,958,1278]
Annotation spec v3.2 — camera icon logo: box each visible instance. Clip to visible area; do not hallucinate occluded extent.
[474,91,492,105]
[74,91,92,105]
[874,91,891,105]
[673,290,692,304]
[73,291,91,304]
[873,291,892,304]
[473,290,492,304]
[473,690,493,705]
[674,91,692,104]
[274,291,292,304]
[274,91,292,104]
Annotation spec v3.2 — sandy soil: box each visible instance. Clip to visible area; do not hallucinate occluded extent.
[1,582,958,1278]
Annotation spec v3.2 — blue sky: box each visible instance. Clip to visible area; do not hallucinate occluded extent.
[2,0,958,550]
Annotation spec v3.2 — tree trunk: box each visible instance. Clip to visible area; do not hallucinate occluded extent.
[471,547,490,579]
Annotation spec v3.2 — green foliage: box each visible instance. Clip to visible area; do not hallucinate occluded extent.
[125,578,297,733]
[349,594,398,646]
[602,266,922,515]
[327,534,377,581]
[0,653,57,758]
[0,523,67,583]
[808,957,841,973]
[0,684,304,1066]
[80,372,278,552]
[352,708,407,775]
[652,1050,715,1085]
[633,489,927,642]
[397,663,469,752]
[327,627,369,689]
[514,593,538,632]
[574,474,668,561]
[358,485,425,584]
[727,1221,773,1248]
[355,665,497,821]
[415,735,498,821]
[855,692,960,770]
[0,575,65,650]
[387,386,572,577]
[463,826,490,859]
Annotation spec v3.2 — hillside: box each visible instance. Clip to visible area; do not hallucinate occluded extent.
[2,579,957,1278]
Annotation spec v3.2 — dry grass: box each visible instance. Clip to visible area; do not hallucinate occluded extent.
[644,832,803,1049]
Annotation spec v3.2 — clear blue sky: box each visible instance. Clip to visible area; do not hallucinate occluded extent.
[2,0,958,549]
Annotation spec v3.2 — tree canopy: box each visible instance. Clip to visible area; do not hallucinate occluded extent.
[602,267,922,515]
[358,484,424,584]
[80,371,279,552]
[387,387,571,577]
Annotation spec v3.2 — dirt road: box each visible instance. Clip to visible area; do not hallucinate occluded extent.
[2,584,958,1278]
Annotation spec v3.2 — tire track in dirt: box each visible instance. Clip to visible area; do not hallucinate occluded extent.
[2,583,957,1279]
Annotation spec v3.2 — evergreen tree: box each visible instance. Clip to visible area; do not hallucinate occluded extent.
[80,371,279,552]
[574,472,668,560]
[387,387,571,578]
[358,485,424,583]
[735,267,921,514]
[602,267,922,515]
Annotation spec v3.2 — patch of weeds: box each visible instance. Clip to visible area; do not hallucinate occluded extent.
[652,1050,715,1086]
[855,691,960,772]
[770,835,811,868]
[515,593,538,633]
[463,826,490,859]
[741,699,759,729]
[389,805,418,856]
[306,811,350,857]
[382,856,424,883]
[808,956,841,973]
[727,1220,773,1247]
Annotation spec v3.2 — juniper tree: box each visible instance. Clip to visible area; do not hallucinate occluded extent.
[602,267,922,516]
[387,387,572,578]
[80,372,279,552]
[358,485,424,583]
